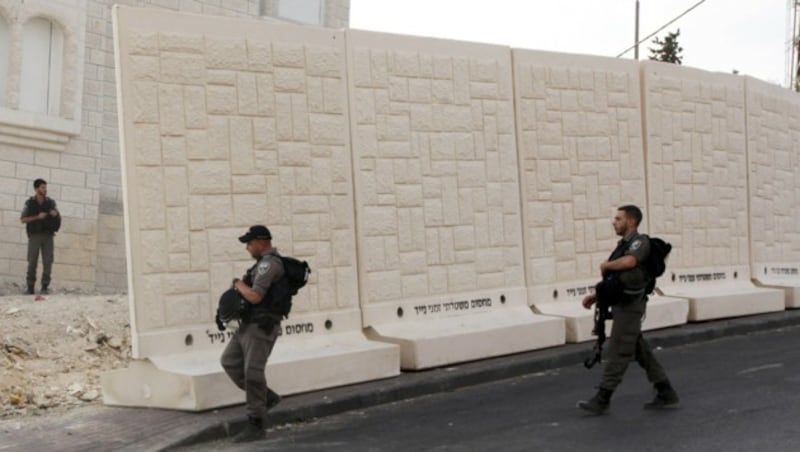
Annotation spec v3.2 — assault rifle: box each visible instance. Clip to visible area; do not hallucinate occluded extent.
[583,299,612,369]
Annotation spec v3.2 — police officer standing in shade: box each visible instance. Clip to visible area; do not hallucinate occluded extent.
[221,225,285,443]
[577,205,679,414]
[20,178,60,295]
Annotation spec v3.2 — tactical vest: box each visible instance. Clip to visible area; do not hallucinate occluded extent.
[610,233,650,296]
[241,253,286,324]
[25,197,59,236]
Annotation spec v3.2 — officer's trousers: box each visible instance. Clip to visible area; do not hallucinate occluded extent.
[599,297,669,391]
[26,233,54,288]
[221,322,280,420]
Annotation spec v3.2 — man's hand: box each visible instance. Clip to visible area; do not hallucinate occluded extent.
[582,293,597,310]
[215,311,226,331]
[49,209,58,217]
[37,212,47,220]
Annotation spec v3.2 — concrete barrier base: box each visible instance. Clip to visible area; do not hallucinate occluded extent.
[753,267,800,308]
[364,307,565,370]
[101,332,400,411]
[755,283,800,309]
[661,284,785,321]
[534,295,688,343]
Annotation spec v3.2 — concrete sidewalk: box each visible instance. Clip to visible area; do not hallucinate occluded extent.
[3,309,800,452]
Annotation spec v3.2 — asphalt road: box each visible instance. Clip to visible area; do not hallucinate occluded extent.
[185,325,800,452]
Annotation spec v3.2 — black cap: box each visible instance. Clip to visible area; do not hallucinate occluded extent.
[238,225,272,243]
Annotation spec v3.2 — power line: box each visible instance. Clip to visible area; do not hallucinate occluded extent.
[617,0,708,58]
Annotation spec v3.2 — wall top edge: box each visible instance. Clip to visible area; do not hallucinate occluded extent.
[641,59,744,85]
[744,75,796,97]
[113,5,343,46]
[346,28,510,59]
[511,47,639,72]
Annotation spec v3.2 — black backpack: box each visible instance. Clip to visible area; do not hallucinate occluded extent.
[642,235,671,295]
[265,256,311,319]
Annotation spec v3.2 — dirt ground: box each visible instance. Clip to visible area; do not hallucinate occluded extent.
[0,283,131,420]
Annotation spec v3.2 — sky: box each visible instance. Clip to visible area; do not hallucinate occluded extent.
[350,0,790,86]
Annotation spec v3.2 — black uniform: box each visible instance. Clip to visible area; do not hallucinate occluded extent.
[20,196,60,291]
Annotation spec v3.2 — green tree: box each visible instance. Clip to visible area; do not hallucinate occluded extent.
[649,29,683,64]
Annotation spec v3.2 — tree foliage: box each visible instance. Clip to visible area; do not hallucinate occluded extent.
[649,29,683,65]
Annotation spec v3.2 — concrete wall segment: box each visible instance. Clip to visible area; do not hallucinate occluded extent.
[642,60,749,273]
[745,76,800,269]
[346,29,525,320]
[512,48,647,307]
[114,6,358,358]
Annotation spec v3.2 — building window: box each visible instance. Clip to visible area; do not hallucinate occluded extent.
[0,16,9,108]
[277,0,324,26]
[20,17,64,116]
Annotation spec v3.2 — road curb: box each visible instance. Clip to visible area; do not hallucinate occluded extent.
[162,309,800,450]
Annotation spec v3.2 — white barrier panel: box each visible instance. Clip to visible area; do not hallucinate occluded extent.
[346,30,564,370]
[104,6,398,410]
[513,49,687,342]
[746,77,800,308]
[642,62,783,320]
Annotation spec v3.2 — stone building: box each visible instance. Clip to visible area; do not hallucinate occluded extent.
[0,0,350,293]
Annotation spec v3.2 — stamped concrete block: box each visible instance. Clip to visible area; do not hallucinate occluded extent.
[745,77,800,308]
[110,6,398,410]
[346,30,561,368]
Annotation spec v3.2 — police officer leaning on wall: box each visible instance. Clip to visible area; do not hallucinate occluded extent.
[577,205,679,415]
[221,225,285,443]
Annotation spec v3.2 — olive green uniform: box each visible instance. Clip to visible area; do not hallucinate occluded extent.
[221,249,285,420]
[599,233,669,391]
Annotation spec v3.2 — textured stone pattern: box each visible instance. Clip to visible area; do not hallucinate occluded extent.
[350,41,523,304]
[91,0,266,293]
[515,53,646,287]
[644,63,749,268]
[746,78,800,264]
[122,28,356,332]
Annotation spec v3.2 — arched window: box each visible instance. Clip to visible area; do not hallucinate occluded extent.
[20,17,64,115]
[0,15,10,108]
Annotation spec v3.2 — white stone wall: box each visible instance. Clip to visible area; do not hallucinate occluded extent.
[642,61,749,270]
[0,0,94,292]
[115,7,357,357]
[746,77,800,266]
[347,31,524,316]
[89,0,330,292]
[514,50,646,304]
[0,0,348,293]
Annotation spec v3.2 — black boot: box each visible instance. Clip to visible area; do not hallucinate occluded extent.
[266,387,281,412]
[232,416,264,443]
[644,380,679,409]
[26,285,34,295]
[41,285,49,294]
[577,388,613,415]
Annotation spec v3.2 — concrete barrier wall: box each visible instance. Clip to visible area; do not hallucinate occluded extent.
[109,6,398,409]
[642,61,783,320]
[114,8,361,357]
[746,76,800,307]
[347,31,564,369]
[513,51,687,341]
[108,6,800,408]
[514,50,646,303]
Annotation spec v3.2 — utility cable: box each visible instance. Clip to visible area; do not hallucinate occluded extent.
[616,0,708,58]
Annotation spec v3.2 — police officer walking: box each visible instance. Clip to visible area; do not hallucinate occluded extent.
[20,178,60,295]
[221,225,285,442]
[577,205,679,414]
